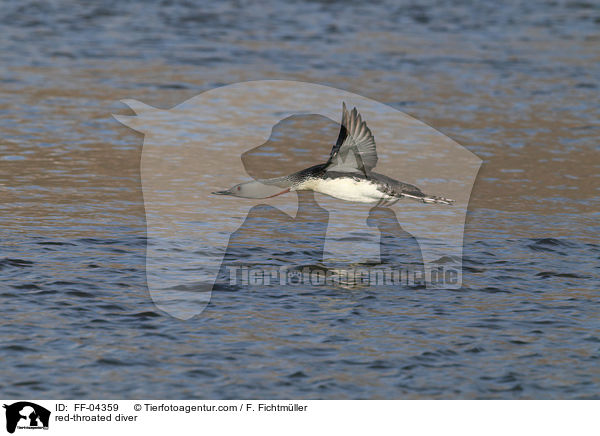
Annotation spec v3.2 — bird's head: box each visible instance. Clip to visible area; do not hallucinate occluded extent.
[212,180,289,199]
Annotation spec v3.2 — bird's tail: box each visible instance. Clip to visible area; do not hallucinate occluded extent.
[400,192,454,205]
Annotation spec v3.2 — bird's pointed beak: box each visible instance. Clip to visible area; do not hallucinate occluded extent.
[212,189,233,196]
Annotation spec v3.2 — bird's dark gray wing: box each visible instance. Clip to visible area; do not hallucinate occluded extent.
[326,102,378,176]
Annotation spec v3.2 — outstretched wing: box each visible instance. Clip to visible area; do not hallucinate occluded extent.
[326,102,377,176]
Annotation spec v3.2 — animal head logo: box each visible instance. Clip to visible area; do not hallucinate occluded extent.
[3,402,50,434]
[114,80,481,319]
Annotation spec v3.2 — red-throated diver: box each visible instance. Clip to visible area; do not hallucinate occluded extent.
[213,103,454,207]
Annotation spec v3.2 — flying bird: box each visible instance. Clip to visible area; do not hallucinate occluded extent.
[213,103,454,207]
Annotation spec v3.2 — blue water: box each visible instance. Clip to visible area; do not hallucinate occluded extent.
[1,0,598,399]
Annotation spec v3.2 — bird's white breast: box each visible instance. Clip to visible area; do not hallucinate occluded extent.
[296,177,387,203]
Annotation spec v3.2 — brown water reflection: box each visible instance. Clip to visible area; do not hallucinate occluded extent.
[2,63,597,241]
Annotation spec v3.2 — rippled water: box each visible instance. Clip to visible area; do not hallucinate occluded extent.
[1,0,599,399]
